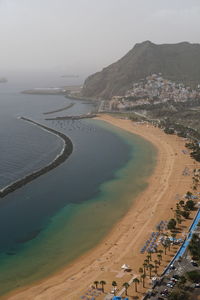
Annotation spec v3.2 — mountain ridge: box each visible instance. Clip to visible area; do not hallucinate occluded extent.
[82,41,200,99]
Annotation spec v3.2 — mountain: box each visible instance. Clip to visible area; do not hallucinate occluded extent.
[82,41,200,99]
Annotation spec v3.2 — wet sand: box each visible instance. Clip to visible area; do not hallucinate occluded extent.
[4,114,199,300]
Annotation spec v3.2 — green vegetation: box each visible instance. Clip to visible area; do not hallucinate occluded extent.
[93,280,99,289]
[185,199,195,210]
[100,280,106,293]
[167,218,177,230]
[112,281,117,295]
[186,142,200,162]
[168,290,189,300]
[188,234,200,261]
[132,278,140,292]
[186,270,200,283]
[122,282,130,295]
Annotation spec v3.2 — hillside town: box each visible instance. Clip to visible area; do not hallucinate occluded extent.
[108,74,200,111]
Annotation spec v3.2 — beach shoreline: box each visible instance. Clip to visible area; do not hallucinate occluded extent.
[4,114,198,300]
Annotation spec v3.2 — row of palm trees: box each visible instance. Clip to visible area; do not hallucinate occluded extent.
[92,235,172,296]
[93,280,106,292]
[185,141,200,162]
[93,278,140,296]
[192,168,200,190]
[92,167,200,298]
[137,167,200,294]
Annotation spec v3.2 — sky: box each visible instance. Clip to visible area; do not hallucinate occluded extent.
[0,0,200,76]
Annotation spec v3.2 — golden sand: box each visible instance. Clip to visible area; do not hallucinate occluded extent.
[4,115,199,300]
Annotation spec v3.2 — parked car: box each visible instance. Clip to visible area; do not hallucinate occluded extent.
[191,260,198,267]
[170,277,178,282]
[161,288,169,296]
[167,281,175,288]
[172,274,180,280]
[169,264,176,270]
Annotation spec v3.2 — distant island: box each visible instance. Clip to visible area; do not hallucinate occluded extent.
[0,77,8,83]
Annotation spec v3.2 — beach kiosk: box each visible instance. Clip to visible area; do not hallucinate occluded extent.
[121,264,131,271]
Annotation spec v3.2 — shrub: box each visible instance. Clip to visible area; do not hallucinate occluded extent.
[167,218,177,230]
[186,270,200,283]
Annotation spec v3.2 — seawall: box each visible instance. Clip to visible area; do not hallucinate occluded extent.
[0,117,73,198]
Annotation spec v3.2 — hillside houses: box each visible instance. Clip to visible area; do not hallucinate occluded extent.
[110,74,200,111]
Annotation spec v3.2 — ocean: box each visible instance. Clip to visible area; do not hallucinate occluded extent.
[0,71,157,296]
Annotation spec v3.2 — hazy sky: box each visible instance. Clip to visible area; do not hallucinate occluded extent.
[0,0,200,75]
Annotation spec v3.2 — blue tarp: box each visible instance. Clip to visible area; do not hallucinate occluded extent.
[112,297,129,300]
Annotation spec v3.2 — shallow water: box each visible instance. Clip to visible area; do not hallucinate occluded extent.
[0,73,157,295]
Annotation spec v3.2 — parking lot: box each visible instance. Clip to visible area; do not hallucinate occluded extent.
[147,252,200,300]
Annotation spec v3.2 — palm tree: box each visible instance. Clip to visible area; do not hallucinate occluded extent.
[157,254,162,265]
[112,281,117,296]
[100,280,106,293]
[166,238,171,251]
[193,185,197,191]
[144,259,149,267]
[148,264,154,279]
[147,254,151,262]
[122,282,130,296]
[163,243,168,255]
[179,200,185,207]
[140,273,146,288]
[133,278,140,292]
[94,281,99,289]
[139,267,143,275]
[154,260,159,275]
[176,216,182,224]
[171,233,177,244]
[143,263,147,275]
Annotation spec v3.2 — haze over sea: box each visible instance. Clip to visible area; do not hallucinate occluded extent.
[0,71,156,296]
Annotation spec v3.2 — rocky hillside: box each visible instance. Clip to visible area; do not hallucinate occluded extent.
[82,41,200,99]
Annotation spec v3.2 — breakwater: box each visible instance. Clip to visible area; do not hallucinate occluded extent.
[45,113,96,121]
[21,89,67,95]
[0,117,73,198]
[43,103,74,115]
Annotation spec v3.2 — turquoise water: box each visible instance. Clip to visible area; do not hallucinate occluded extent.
[0,119,157,296]
[0,74,157,296]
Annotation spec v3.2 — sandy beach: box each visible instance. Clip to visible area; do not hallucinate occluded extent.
[4,114,199,300]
